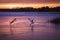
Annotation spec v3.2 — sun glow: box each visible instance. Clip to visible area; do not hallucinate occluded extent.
[0,3,60,9]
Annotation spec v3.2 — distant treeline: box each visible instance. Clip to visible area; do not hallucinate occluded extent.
[0,6,60,12]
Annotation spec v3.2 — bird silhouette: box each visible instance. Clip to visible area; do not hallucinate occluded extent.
[10,18,16,24]
[28,18,34,24]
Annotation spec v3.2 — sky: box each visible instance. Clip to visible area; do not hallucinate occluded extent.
[0,0,60,9]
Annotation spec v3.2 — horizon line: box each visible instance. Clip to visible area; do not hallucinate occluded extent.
[0,6,60,9]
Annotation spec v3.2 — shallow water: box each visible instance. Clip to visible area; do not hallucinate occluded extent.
[0,12,60,40]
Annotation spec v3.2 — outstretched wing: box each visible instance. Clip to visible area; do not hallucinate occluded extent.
[28,18,34,22]
[28,18,34,24]
[10,18,16,24]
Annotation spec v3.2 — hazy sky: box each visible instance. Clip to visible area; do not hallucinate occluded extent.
[0,0,60,8]
[0,0,60,3]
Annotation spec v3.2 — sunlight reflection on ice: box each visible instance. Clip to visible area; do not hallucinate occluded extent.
[0,16,60,40]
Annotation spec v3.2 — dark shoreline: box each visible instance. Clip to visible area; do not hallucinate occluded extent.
[50,17,60,24]
[0,6,60,12]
